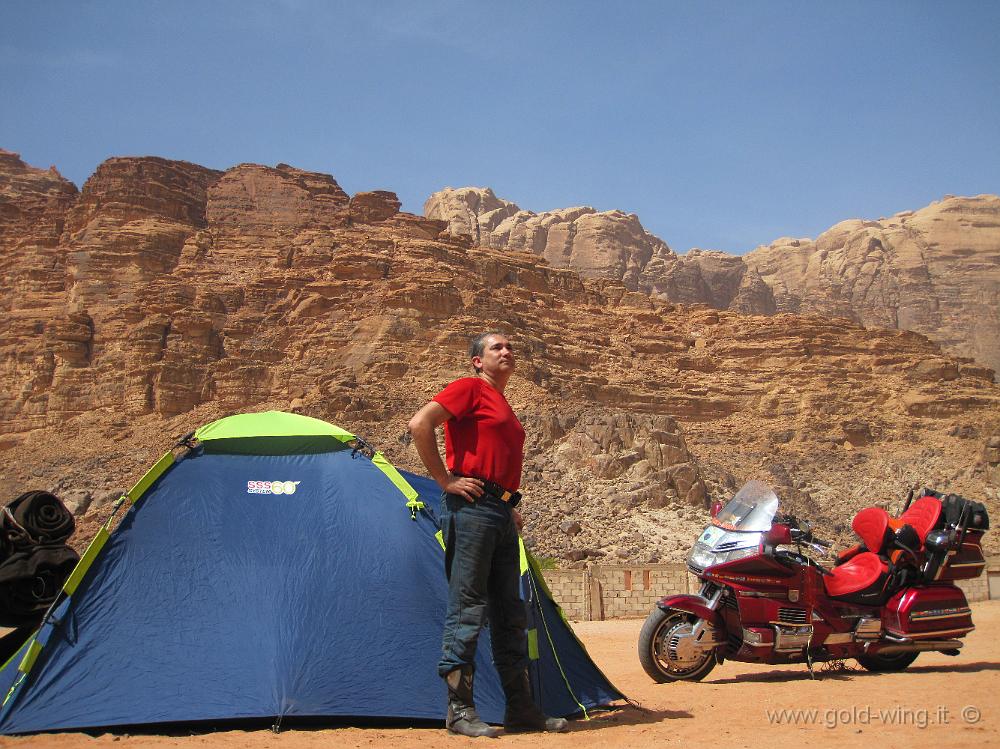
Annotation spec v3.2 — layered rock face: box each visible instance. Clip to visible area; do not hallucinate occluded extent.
[2,152,999,565]
[743,196,1000,374]
[1,150,79,327]
[426,188,1000,374]
[426,187,675,290]
[1,151,81,435]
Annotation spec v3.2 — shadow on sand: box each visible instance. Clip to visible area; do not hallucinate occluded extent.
[563,703,693,732]
[67,703,691,738]
[706,660,1000,685]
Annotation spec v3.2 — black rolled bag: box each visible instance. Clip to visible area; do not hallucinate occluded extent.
[3,490,75,545]
[0,491,79,629]
[0,546,79,627]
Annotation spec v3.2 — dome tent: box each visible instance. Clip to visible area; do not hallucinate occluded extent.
[0,411,622,734]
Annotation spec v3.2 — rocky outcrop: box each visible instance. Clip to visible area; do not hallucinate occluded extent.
[426,187,1000,374]
[206,163,349,229]
[639,248,776,314]
[426,187,675,290]
[2,152,999,566]
[0,149,78,242]
[423,187,520,245]
[0,151,81,433]
[0,150,79,313]
[743,195,1000,373]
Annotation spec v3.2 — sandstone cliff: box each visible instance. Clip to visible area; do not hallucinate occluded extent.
[743,196,1000,376]
[425,187,676,291]
[426,188,1000,375]
[2,152,999,566]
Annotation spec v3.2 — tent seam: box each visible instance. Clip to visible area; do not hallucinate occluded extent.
[525,568,590,719]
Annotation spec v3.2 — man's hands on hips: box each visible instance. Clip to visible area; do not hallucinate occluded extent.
[444,474,484,503]
[443,476,525,530]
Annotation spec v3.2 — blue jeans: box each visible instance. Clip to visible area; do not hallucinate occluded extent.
[438,492,528,679]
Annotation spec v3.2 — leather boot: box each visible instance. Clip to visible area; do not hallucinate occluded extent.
[502,669,569,733]
[445,666,500,738]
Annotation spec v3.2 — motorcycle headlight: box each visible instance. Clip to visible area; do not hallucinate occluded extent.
[687,542,717,571]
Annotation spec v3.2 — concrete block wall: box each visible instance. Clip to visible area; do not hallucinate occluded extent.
[540,563,695,621]
[989,558,1000,600]
[961,555,1000,602]
[540,569,589,621]
[958,572,988,602]
[589,565,693,620]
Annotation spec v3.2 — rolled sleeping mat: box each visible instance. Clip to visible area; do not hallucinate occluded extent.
[0,545,79,627]
[2,491,75,546]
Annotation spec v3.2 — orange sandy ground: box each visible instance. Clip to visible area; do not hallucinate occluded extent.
[3,601,999,749]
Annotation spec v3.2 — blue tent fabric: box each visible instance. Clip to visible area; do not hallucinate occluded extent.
[0,424,622,734]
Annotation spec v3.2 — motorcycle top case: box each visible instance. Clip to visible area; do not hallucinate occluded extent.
[922,488,990,531]
[883,585,973,638]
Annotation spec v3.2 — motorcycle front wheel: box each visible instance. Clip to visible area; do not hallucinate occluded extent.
[638,607,718,683]
[855,651,919,672]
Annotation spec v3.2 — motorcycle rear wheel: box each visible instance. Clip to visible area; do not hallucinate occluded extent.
[638,607,717,683]
[855,651,919,672]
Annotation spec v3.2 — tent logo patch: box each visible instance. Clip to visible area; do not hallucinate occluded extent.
[247,480,300,495]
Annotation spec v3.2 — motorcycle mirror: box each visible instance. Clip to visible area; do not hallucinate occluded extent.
[710,500,723,518]
[765,523,792,545]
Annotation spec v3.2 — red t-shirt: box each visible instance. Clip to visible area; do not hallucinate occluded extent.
[432,377,525,491]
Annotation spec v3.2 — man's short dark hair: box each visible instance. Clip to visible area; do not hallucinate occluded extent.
[468,331,507,373]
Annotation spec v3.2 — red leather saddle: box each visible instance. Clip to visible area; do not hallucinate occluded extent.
[824,507,890,598]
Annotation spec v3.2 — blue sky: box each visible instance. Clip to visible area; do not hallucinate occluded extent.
[2,1,998,253]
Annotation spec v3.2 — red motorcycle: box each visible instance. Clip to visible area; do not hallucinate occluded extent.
[638,481,990,681]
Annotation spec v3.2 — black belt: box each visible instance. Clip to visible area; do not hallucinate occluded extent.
[459,475,522,508]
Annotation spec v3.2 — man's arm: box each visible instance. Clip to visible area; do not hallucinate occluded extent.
[407,401,484,502]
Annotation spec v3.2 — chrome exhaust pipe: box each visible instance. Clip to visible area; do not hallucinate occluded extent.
[873,639,963,655]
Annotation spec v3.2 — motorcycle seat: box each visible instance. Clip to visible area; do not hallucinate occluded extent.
[899,496,942,545]
[823,551,889,600]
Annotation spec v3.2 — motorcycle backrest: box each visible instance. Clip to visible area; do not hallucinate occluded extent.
[900,496,942,544]
[852,507,893,554]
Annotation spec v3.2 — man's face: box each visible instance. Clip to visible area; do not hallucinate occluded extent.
[474,335,515,377]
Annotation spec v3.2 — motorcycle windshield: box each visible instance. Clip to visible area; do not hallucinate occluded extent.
[712,480,780,532]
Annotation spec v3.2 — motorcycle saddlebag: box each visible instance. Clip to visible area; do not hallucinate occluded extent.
[883,585,973,639]
[934,529,987,581]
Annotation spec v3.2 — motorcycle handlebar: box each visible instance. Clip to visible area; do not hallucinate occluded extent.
[789,527,832,549]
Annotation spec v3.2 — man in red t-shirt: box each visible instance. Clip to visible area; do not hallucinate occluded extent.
[408,333,567,737]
